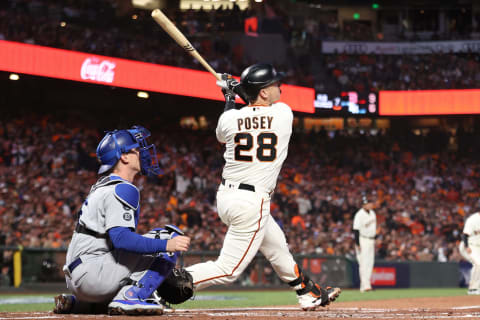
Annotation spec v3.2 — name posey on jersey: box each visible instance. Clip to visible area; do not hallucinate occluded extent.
[237,116,273,131]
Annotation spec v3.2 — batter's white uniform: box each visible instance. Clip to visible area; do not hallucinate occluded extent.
[186,102,299,289]
[459,212,480,293]
[353,207,376,292]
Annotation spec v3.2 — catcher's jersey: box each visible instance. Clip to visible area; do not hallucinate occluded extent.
[67,175,139,261]
[216,102,293,193]
[353,208,377,238]
[464,212,480,246]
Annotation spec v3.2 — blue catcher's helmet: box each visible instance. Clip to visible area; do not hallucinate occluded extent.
[96,125,161,176]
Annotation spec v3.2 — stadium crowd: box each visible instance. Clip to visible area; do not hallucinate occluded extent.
[0,113,479,267]
[2,0,480,285]
[2,0,480,90]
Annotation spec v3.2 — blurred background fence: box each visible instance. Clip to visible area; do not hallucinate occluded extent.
[0,247,464,290]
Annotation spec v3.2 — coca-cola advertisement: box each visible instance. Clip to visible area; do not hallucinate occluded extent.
[80,57,116,83]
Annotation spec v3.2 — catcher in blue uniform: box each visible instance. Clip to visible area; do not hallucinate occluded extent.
[53,126,193,315]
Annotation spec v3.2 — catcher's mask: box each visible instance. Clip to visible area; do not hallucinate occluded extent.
[239,63,285,102]
[96,125,161,176]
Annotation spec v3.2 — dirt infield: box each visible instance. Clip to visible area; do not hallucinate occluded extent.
[1,296,480,320]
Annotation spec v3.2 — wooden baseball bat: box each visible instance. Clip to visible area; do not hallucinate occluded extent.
[151,9,221,81]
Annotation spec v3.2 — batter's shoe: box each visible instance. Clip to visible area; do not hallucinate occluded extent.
[468,289,480,295]
[297,281,341,311]
[53,294,75,314]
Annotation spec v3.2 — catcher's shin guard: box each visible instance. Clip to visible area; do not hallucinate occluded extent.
[126,255,176,300]
[288,265,341,310]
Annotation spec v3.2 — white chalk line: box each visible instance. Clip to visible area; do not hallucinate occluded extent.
[0,317,60,320]
[166,306,480,319]
[453,305,480,309]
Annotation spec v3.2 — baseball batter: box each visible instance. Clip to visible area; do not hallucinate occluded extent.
[353,195,377,292]
[53,126,191,315]
[185,63,341,310]
[459,212,480,295]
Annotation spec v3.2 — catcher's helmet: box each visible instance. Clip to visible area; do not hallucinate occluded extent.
[240,63,285,102]
[96,125,161,176]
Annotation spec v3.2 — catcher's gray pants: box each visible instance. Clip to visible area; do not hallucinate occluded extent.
[64,250,156,305]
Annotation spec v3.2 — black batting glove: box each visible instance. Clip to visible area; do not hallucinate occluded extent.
[217,73,240,111]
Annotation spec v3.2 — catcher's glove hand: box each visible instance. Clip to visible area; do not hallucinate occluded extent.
[157,268,194,304]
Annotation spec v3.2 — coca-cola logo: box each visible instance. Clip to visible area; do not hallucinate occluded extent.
[80,57,116,83]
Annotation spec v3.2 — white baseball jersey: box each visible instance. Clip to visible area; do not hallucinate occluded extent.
[353,207,376,292]
[187,101,300,291]
[216,102,293,192]
[464,212,480,246]
[353,208,377,238]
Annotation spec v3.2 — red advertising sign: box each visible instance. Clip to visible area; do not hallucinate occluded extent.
[0,40,315,113]
[379,89,480,115]
[371,267,396,286]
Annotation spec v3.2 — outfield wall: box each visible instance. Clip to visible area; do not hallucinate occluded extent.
[0,247,467,289]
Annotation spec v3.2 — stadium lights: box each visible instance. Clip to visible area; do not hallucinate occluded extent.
[137,91,149,99]
[9,73,19,80]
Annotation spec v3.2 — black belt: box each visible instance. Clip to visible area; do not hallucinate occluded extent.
[361,235,375,240]
[68,257,82,273]
[75,223,107,239]
[221,178,255,192]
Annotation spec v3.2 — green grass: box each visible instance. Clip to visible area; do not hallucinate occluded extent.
[0,288,468,312]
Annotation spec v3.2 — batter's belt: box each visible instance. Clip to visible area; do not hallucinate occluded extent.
[221,178,273,195]
[221,178,255,192]
[360,235,375,240]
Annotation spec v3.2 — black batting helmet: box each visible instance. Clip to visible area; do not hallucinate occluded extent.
[239,63,285,102]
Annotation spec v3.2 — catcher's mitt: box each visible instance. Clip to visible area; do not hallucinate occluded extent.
[157,268,194,304]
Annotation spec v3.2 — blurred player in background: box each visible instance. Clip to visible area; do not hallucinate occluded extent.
[353,194,377,292]
[459,212,480,295]
[54,126,190,315]
[185,63,341,311]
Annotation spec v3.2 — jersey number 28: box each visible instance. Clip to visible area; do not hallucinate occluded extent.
[234,132,277,162]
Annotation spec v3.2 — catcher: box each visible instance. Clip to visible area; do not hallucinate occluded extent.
[53,126,194,315]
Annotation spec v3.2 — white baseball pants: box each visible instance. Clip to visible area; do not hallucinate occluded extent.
[186,184,298,290]
[459,242,480,290]
[356,237,374,291]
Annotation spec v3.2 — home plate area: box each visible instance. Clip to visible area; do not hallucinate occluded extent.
[2,307,480,320]
[2,297,480,320]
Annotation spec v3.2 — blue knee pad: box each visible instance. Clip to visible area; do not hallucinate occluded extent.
[126,255,178,300]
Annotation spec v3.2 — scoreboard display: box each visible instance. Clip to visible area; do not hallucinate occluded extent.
[314,89,480,116]
[314,91,378,116]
